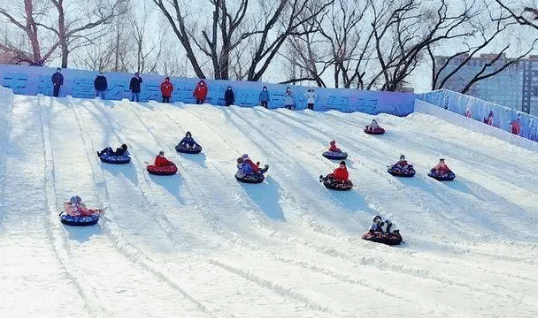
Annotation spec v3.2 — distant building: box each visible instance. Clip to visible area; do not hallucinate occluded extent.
[434,54,538,116]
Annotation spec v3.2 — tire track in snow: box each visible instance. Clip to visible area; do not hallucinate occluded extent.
[40,96,105,316]
[69,98,222,318]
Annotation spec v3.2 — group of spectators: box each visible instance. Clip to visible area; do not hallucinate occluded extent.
[50,69,319,109]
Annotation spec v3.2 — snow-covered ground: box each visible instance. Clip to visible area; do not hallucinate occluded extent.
[1,94,538,318]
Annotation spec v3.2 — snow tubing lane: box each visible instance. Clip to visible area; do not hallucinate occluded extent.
[428,170,455,181]
[99,153,131,164]
[60,213,100,226]
[323,178,353,191]
[147,164,178,176]
[388,166,416,177]
[361,231,402,246]
[364,127,385,135]
[175,144,202,154]
[322,151,348,160]
[235,172,265,184]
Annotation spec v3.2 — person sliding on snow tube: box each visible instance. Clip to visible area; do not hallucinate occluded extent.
[60,196,103,226]
[322,140,348,160]
[235,154,269,183]
[97,144,130,164]
[175,131,202,154]
[364,119,385,134]
[362,215,402,245]
[147,151,178,175]
[320,161,353,190]
[428,158,455,181]
[388,154,415,177]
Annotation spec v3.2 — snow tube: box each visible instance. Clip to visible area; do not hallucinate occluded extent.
[99,152,131,164]
[235,171,265,183]
[361,231,402,246]
[321,176,353,191]
[175,143,202,154]
[147,164,178,176]
[60,212,99,226]
[388,165,416,177]
[322,151,348,160]
[428,170,455,181]
[364,127,385,135]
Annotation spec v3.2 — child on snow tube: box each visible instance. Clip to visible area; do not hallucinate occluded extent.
[364,119,385,134]
[323,140,348,159]
[388,155,415,177]
[236,154,268,183]
[97,144,130,163]
[60,196,103,226]
[147,151,177,175]
[175,131,202,153]
[362,215,402,245]
[428,158,455,181]
[320,161,353,190]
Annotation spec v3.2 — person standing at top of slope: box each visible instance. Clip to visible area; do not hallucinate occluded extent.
[193,80,208,104]
[259,86,270,108]
[328,140,341,152]
[304,88,317,110]
[283,87,295,110]
[224,86,235,106]
[160,77,174,103]
[510,115,521,135]
[129,72,143,102]
[484,110,494,126]
[154,151,174,167]
[51,68,64,97]
[94,71,108,99]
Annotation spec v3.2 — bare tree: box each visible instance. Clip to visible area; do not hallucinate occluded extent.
[36,0,128,68]
[0,0,58,64]
[153,0,334,80]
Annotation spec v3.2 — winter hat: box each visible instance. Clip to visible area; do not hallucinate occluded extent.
[373,215,382,223]
[340,161,346,166]
[165,77,170,80]
[121,144,127,150]
[330,140,336,145]
[242,154,249,159]
[159,151,165,156]
[400,155,405,160]
[70,196,77,205]
[263,86,267,90]
[227,86,232,90]
[186,131,191,138]
[440,158,445,162]
[56,68,61,72]
[135,72,139,77]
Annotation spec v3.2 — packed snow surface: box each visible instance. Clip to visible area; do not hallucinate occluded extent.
[1,95,538,318]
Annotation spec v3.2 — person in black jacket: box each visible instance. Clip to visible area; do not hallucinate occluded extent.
[51,68,64,97]
[97,144,128,157]
[129,72,143,102]
[94,72,108,99]
[224,86,235,106]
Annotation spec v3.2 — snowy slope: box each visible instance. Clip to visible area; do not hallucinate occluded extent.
[1,94,538,318]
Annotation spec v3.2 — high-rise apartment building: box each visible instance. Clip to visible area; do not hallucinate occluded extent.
[434,54,538,116]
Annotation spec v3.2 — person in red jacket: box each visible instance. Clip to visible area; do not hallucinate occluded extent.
[433,158,451,173]
[328,140,341,152]
[160,77,174,103]
[154,151,174,167]
[329,161,349,182]
[193,80,208,104]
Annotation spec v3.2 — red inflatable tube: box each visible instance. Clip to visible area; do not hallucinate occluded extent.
[147,164,178,176]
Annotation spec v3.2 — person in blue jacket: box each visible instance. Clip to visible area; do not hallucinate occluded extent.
[259,86,270,108]
[51,68,64,97]
[129,72,143,102]
[224,86,235,106]
[94,72,108,99]
[178,132,198,149]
